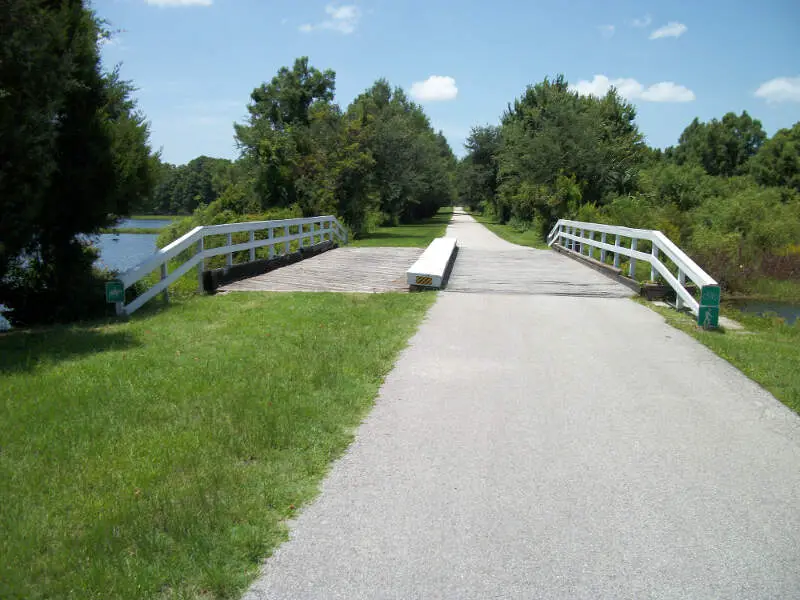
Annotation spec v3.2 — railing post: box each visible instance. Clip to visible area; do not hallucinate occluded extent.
[577,229,582,254]
[285,227,290,255]
[196,236,204,292]
[676,270,686,310]
[268,227,274,259]
[651,245,659,282]
[226,233,233,267]
[160,263,169,304]
[587,231,595,258]
[614,235,621,268]
[600,232,607,263]
[629,238,638,279]
[249,231,256,262]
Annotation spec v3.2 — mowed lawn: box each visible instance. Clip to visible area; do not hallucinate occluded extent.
[350,206,452,247]
[0,292,434,599]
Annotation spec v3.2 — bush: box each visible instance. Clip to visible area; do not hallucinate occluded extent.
[0,242,115,326]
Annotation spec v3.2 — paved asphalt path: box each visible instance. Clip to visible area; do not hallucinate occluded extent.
[243,209,800,599]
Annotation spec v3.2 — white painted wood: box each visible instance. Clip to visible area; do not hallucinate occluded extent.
[117,216,347,315]
[196,237,204,292]
[600,232,607,263]
[406,237,458,288]
[160,263,169,303]
[547,219,718,317]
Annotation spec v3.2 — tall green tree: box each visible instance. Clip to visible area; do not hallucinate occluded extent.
[0,0,155,321]
[458,125,501,211]
[748,122,800,192]
[667,111,766,176]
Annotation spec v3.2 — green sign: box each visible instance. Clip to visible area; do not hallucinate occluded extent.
[698,305,719,329]
[699,285,721,307]
[105,280,124,304]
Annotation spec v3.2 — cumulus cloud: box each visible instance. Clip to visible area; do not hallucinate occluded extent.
[410,76,458,102]
[570,75,695,103]
[300,4,361,34]
[631,15,652,28]
[145,0,212,6]
[755,76,800,103]
[649,21,687,39]
[598,25,615,38]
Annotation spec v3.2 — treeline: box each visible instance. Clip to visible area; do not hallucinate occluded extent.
[459,76,800,291]
[0,0,155,322]
[143,57,456,245]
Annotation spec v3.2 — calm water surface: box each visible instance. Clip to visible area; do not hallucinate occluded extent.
[728,300,800,325]
[94,234,159,272]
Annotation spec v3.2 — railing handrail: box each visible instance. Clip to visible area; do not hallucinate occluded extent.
[116,215,348,315]
[546,218,720,327]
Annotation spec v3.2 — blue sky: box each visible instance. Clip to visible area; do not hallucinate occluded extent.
[97,0,800,165]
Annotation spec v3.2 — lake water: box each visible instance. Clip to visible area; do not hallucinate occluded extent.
[116,218,173,229]
[729,300,800,325]
[93,234,159,272]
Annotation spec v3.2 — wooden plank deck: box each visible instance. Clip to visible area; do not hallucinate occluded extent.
[219,247,423,293]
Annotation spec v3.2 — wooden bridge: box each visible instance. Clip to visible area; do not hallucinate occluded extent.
[115,208,720,329]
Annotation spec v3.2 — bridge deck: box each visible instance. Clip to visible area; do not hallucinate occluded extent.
[219,247,423,294]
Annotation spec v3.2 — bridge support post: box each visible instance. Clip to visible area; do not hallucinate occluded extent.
[568,227,574,250]
[196,237,204,292]
[160,263,169,304]
[600,233,607,263]
[587,231,595,259]
[249,231,256,262]
[268,227,275,259]
[651,246,659,282]
[226,233,233,267]
[614,235,621,268]
[676,270,685,310]
[629,238,638,279]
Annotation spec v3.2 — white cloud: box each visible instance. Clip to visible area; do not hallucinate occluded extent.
[145,0,212,6]
[631,15,652,28]
[649,21,687,39]
[755,76,800,103]
[570,75,695,103]
[598,24,615,38]
[410,76,458,102]
[300,4,361,34]
[640,81,696,102]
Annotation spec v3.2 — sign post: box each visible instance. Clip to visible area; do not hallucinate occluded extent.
[697,285,720,329]
[106,280,124,315]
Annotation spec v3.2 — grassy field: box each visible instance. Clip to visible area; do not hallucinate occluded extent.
[468,212,549,249]
[0,292,434,599]
[350,207,452,247]
[645,301,800,415]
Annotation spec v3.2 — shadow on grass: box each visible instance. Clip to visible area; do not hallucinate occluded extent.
[0,326,140,373]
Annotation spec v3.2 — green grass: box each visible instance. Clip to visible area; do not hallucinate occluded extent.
[732,277,800,302]
[0,292,435,599]
[468,212,549,249]
[643,301,800,414]
[350,207,453,247]
[100,227,164,235]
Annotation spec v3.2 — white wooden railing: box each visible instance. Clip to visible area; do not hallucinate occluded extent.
[115,215,348,316]
[547,219,721,327]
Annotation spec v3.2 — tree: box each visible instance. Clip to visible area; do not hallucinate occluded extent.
[0,0,155,322]
[492,76,644,228]
[668,111,766,176]
[749,122,800,192]
[234,57,337,210]
[458,126,500,211]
